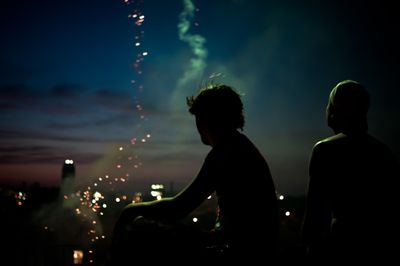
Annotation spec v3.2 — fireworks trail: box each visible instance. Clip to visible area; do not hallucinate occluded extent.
[171,0,208,111]
[75,0,151,262]
[35,1,151,264]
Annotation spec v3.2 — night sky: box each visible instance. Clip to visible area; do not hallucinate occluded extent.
[1,0,399,196]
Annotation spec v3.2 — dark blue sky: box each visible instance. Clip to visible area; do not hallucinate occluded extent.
[1,0,399,196]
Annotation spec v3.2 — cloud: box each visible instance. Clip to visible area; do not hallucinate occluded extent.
[0,84,137,115]
[0,83,85,114]
[0,142,103,165]
[0,102,19,111]
[46,121,93,130]
[93,88,136,112]
[50,84,83,98]
[0,145,51,153]
[0,84,39,99]
[0,129,103,142]
[0,84,150,135]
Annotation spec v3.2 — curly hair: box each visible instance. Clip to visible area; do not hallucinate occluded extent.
[186,84,245,130]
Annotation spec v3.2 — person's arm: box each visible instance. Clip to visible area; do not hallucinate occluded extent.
[115,151,217,230]
[166,154,217,219]
[113,197,176,235]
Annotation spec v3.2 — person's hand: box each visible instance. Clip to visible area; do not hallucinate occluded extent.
[113,209,131,237]
[113,202,149,235]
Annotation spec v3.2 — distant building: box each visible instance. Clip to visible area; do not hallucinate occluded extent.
[150,184,165,200]
[62,159,75,180]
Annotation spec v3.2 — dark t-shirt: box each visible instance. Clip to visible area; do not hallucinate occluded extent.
[172,130,278,254]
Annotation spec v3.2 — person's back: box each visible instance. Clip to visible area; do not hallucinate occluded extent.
[182,85,278,260]
[308,133,397,258]
[302,80,399,263]
[206,130,278,257]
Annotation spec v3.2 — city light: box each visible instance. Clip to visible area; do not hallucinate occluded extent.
[151,184,164,190]
[151,191,162,197]
[73,250,83,265]
[65,159,74,164]
[15,191,27,206]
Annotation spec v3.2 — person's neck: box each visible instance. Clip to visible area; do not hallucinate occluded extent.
[209,129,238,147]
[333,128,368,136]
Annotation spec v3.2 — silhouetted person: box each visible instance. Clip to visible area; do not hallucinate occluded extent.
[110,84,278,263]
[302,80,399,263]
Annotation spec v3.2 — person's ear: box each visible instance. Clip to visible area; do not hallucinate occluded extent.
[326,105,336,129]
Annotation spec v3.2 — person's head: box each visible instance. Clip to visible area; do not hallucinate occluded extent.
[187,84,244,145]
[326,80,370,134]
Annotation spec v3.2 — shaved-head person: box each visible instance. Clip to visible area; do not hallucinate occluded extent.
[302,80,399,263]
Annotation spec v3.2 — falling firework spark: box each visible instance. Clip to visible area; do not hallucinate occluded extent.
[61,1,152,263]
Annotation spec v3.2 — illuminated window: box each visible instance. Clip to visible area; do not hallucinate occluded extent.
[73,250,83,264]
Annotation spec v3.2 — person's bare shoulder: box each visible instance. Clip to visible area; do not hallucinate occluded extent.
[310,134,352,161]
[318,133,346,144]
